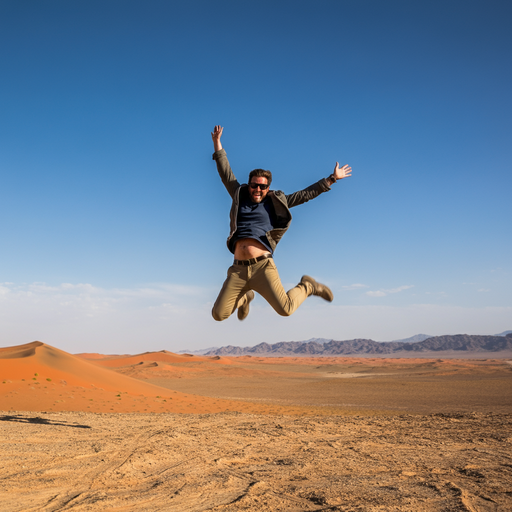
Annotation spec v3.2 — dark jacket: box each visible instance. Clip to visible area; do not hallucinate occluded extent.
[213,149,331,254]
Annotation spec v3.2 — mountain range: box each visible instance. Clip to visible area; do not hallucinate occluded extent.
[199,332,512,357]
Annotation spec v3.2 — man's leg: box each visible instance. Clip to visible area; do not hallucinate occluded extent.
[212,265,252,321]
[250,258,312,316]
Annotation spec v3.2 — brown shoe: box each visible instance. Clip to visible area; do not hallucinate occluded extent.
[237,291,255,321]
[301,275,333,302]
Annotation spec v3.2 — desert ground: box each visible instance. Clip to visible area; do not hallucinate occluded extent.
[1,341,511,510]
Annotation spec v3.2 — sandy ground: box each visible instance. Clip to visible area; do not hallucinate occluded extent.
[1,411,511,511]
[1,342,512,510]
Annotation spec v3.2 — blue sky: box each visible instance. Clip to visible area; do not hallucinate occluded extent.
[1,0,511,353]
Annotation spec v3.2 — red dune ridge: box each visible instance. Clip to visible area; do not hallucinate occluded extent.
[0,342,256,414]
[78,349,232,368]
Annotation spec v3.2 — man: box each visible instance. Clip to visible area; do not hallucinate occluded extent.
[211,125,352,322]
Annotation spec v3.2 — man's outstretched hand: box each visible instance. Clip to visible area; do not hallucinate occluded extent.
[212,125,223,152]
[333,162,352,181]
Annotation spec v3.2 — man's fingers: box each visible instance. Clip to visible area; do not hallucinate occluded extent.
[212,125,223,138]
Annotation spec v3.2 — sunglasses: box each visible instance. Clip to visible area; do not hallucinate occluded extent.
[249,183,269,190]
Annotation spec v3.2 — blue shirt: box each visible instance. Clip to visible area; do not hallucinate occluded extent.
[231,195,276,253]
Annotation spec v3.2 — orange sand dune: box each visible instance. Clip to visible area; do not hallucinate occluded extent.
[0,342,271,415]
[0,341,172,393]
[78,349,233,367]
[75,352,131,360]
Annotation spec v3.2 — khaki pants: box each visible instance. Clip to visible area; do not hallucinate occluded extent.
[212,257,312,321]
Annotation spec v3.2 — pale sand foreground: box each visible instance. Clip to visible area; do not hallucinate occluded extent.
[1,342,512,510]
[1,410,511,511]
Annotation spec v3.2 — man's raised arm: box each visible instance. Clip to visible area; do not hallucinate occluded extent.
[284,161,352,208]
[211,125,240,198]
[211,125,223,152]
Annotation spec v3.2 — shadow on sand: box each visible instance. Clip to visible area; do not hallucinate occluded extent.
[0,415,92,429]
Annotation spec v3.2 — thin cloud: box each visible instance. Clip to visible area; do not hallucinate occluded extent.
[0,282,210,313]
[342,283,369,291]
[366,290,387,297]
[366,285,414,297]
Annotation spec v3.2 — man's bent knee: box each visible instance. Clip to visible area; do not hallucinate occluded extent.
[212,307,229,322]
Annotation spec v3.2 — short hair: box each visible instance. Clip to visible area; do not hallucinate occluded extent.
[249,168,272,187]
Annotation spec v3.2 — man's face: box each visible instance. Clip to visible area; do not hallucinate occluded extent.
[248,177,269,203]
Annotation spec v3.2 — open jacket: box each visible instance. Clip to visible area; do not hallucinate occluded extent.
[213,149,331,254]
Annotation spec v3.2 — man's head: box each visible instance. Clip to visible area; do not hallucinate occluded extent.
[248,169,272,203]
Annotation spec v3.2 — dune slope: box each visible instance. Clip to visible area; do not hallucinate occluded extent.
[0,342,265,414]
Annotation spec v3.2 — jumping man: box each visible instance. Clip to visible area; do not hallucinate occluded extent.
[211,125,352,322]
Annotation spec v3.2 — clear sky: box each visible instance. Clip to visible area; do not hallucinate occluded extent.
[1,0,511,354]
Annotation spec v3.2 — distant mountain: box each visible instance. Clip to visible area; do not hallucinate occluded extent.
[183,335,430,355]
[304,338,331,344]
[402,334,512,353]
[203,333,512,356]
[495,330,512,336]
[178,346,220,355]
[390,334,433,343]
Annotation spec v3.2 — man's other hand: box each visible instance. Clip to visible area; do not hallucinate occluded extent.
[333,162,352,180]
[212,125,223,152]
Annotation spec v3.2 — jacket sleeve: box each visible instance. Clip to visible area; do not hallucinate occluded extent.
[284,178,331,208]
[212,149,240,199]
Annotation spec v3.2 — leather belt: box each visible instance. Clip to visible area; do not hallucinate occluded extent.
[233,253,272,266]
